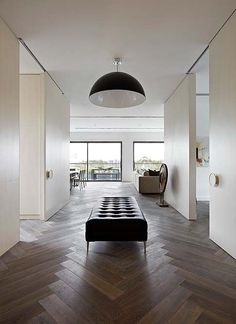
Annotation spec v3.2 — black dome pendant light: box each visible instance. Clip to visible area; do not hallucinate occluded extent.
[89,58,146,108]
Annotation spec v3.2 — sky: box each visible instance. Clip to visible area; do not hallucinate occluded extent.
[134,143,164,161]
[70,143,121,162]
[70,142,164,162]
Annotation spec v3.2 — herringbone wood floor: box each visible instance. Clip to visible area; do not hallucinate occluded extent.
[0,182,236,323]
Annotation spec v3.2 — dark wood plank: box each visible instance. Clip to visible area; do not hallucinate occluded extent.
[138,285,192,324]
[0,184,235,323]
[39,294,78,324]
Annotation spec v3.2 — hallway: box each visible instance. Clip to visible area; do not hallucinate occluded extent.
[0,183,236,323]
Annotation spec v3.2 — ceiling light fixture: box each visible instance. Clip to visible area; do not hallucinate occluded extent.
[89,58,146,108]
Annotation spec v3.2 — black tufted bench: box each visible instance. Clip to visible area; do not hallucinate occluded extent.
[85,197,148,253]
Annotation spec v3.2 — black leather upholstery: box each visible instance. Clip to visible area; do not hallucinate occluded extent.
[86,197,147,242]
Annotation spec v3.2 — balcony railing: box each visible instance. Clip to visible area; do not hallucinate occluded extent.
[134,162,162,171]
[70,162,121,181]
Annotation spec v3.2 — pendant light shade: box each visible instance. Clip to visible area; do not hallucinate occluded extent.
[89,59,146,108]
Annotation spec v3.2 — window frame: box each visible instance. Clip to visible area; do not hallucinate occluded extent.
[70,141,122,182]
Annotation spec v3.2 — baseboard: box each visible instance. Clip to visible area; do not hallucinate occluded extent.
[0,239,19,257]
[20,214,41,220]
[196,196,209,201]
[45,199,70,221]
[210,234,236,260]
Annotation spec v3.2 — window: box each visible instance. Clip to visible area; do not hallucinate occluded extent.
[133,142,164,171]
[70,142,88,175]
[70,142,122,181]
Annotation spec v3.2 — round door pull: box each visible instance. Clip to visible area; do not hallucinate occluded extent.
[46,170,54,179]
[209,173,219,187]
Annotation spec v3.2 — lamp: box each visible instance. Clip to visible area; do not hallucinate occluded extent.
[89,58,146,108]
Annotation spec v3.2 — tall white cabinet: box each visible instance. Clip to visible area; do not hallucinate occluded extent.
[20,73,70,221]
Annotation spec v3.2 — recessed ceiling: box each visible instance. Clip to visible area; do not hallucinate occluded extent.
[70,116,164,132]
[0,0,235,131]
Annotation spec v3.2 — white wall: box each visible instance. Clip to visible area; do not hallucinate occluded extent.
[20,74,42,218]
[164,74,196,220]
[70,131,164,182]
[209,12,236,258]
[0,18,19,256]
[196,95,209,201]
[196,167,209,201]
[45,75,70,220]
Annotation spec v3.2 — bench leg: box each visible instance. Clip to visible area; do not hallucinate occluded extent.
[144,241,146,254]
[87,241,89,254]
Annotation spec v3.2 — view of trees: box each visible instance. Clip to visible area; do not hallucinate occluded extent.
[70,142,122,181]
[133,142,164,171]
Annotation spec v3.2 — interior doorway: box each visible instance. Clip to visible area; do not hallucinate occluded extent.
[193,50,210,219]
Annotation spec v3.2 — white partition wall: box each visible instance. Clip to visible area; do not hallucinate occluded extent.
[0,18,19,255]
[20,73,70,221]
[45,74,70,220]
[209,12,236,258]
[164,74,196,220]
[20,75,43,219]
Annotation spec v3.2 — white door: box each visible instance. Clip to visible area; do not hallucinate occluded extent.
[209,13,236,259]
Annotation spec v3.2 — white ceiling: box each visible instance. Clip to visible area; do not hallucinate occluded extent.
[0,0,235,131]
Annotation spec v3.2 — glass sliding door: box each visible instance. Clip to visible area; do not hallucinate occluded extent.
[70,142,122,181]
[88,142,122,181]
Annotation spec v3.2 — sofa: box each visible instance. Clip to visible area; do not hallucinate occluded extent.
[133,171,160,194]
